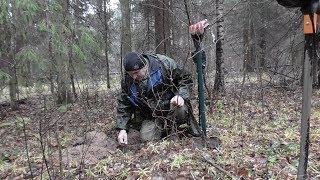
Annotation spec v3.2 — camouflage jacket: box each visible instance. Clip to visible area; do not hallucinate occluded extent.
[116,54,193,130]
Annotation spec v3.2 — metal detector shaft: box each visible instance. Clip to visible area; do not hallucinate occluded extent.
[189,19,209,136]
[193,45,207,136]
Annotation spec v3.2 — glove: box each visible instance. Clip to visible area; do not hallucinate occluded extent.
[170,95,184,107]
[189,19,208,35]
[189,19,209,43]
[117,130,128,144]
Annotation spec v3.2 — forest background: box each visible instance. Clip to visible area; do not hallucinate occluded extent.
[0,0,319,179]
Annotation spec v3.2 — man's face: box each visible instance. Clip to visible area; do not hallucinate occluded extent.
[127,66,148,81]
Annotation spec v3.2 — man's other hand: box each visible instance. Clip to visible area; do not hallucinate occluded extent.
[118,130,128,144]
[170,95,184,107]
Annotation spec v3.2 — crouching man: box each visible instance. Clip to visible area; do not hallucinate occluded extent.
[116,52,200,145]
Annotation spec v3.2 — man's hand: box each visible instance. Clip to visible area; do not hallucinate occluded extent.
[170,95,184,107]
[117,130,128,145]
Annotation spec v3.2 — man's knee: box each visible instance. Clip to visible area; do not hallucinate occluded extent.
[140,120,162,142]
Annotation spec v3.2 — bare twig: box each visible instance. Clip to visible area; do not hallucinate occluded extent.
[54,123,63,178]
[39,118,53,180]
[202,154,238,179]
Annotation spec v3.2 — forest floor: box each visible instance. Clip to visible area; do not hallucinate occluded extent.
[0,82,320,179]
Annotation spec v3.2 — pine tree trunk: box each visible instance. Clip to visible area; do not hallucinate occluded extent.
[68,43,77,100]
[10,40,19,110]
[120,0,132,59]
[243,0,255,72]
[163,0,171,55]
[259,28,266,70]
[214,0,225,92]
[56,0,72,104]
[258,3,267,71]
[154,0,171,55]
[154,0,164,54]
[1,2,18,109]
[12,34,25,106]
[44,0,55,95]
[48,30,55,95]
[144,0,152,51]
[8,57,18,110]
[103,0,110,88]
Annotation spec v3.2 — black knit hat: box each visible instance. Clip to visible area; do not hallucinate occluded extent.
[123,52,146,71]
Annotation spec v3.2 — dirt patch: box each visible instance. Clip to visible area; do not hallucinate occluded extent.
[53,131,117,167]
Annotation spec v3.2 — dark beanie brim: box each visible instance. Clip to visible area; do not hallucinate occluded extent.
[123,52,146,71]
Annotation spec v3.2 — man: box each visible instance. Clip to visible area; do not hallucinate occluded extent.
[116,52,200,144]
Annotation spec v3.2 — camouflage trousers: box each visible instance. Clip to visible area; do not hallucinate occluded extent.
[129,104,199,142]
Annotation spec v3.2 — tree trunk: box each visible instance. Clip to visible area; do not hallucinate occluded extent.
[214,0,225,92]
[12,34,25,102]
[163,0,171,55]
[154,0,171,55]
[8,55,19,110]
[74,0,85,27]
[143,0,152,51]
[103,0,110,88]
[120,0,132,59]
[154,0,164,54]
[243,0,255,72]
[57,0,72,104]
[68,39,77,100]
[69,0,87,100]
[258,28,266,70]
[1,1,18,109]
[43,0,55,95]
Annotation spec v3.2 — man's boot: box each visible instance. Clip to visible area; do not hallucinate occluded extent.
[188,118,202,137]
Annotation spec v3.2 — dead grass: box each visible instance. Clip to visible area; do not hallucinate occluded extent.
[0,78,320,179]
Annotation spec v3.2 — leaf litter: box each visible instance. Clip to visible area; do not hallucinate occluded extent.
[0,85,319,179]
